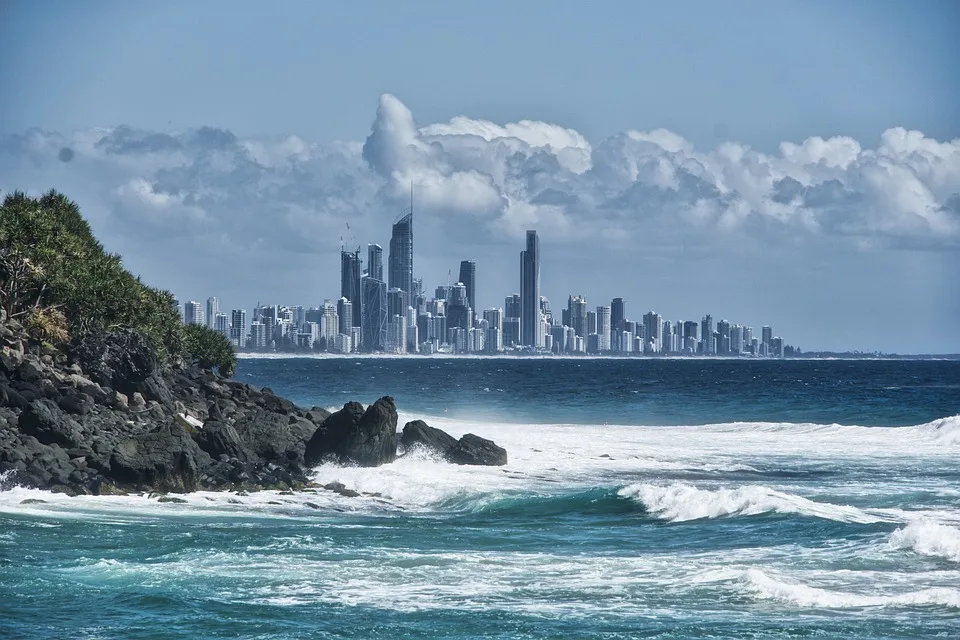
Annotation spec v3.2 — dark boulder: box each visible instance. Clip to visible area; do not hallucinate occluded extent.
[400,420,458,457]
[69,328,158,395]
[18,399,84,449]
[193,419,251,461]
[449,433,508,466]
[232,407,320,465]
[109,421,211,493]
[58,392,94,416]
[305,397,398,467]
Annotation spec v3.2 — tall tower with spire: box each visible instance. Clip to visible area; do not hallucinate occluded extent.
[388,185,414,309]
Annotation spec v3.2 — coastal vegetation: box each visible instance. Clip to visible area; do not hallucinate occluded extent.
[0,189,231,374]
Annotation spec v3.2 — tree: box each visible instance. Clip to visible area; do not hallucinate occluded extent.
[0,190,190,366]
[183,324,237,377]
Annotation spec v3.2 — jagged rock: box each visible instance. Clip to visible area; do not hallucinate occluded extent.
[0,344,23,372]
[109,421,211,493]
[400,420,458,457]
[18,399,84,449]
[69,328,158,395]
[305,397,398,467]
[58,392,94,416]
[193,419,251,461]
[131,392,146,410]
[449,434,508,466]
[323,481,360,497]
[18,358,45,382]
[232,408,320,464]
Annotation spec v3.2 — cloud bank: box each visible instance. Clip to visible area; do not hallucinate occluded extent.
[1,94,959,352]
[3,93,958,256]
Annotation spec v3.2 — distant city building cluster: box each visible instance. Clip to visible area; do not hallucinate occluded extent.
[175,201,793,357]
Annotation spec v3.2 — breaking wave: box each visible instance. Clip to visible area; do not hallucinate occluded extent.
[889,521,960,562]
[742,568,960,609]
[619,482,888,524]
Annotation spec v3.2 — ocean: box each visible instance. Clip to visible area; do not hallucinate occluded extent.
[2,357,959,639]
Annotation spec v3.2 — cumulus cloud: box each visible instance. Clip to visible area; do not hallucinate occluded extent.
[2,93,959,268]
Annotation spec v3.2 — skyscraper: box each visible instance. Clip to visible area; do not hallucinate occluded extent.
[701,314,714,354]
[362,277,387,352]
[389,209,414,309]
[567,295,587,337]
[611,297,625,351]
[230,309,246,348]
[597,306,611,351]
[504,294,521,320]
[337,297,353,335]
[367,244,383,281]
[458,260,476,312]
[340,250,362,327]
[183,301,203,326]
[205,297,219,329]
[520,230,540,348]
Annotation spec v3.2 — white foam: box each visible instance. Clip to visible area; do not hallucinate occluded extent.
[889,521,960,562]
[619,483,889,524]
[743,568,960,609]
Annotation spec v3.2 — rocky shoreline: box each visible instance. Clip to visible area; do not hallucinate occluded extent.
[0,312,506,496]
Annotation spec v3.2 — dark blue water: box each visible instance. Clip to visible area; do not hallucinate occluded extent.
[2,357,959,639]
[237,357,960,426]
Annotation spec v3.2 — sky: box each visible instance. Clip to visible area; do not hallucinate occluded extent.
[1,0,959,353]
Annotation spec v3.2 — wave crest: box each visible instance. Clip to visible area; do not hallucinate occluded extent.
[743,568,960,609]
[618,482,886,523]
[889,521,960,562]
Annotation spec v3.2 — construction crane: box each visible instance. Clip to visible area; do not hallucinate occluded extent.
[344,222,359,253]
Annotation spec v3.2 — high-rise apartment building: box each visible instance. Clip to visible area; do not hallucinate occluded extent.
[520,230,540,347]
[596,306,611,352]
[230,309,246,348]
[340,250,362,328]
[611,297,625,350]
[214,312,229,339]
[701,314,714,354]
[367,244,383,281]
[458,260,476,312]
[362,277,388,352]
[206,297,219,329]
[337,297,353,336]
[567,295,588,337]
[504,294,521,320]
[183,301,203,326]
[388,211,414,309]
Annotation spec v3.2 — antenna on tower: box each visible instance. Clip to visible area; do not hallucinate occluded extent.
[410,180,413,215]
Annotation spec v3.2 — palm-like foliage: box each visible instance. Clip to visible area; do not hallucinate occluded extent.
[0,189,196,366]
[182,324,237,377]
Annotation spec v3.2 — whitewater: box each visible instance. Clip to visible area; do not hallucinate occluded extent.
[2,358,959,638]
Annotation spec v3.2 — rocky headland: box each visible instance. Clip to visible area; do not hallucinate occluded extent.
[0,311,507,496]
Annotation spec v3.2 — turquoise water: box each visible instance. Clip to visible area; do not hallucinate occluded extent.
[2,358,959,638]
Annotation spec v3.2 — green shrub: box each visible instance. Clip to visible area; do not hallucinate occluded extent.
[183,324,237,377]
[0,190,186,365]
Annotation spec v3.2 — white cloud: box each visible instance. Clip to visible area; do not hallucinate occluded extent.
[2,92,958,262]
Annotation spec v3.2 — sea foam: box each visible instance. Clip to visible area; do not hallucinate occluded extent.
[889,521,960,562]
[742,568,960,609]
[619,482,887,523]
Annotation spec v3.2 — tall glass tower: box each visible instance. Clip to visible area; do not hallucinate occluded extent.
[458,260,476,312]
[340,249,362,327]
[520,230,540,348]
[389,206,414,309]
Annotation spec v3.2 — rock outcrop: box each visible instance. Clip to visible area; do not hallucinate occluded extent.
[400,420,508,466]
[0,315,507,495]
[305,397,398,467]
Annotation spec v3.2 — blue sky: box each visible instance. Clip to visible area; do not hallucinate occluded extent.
[1,1,959,352]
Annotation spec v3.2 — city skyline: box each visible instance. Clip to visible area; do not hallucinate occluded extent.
[2,3,958,354]
[179,219,801,357]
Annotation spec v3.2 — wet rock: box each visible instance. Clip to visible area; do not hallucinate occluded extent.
[449,433,508,466]
[18,399,84,449]
[110,421,211,493]
[400,419,458,457]
[305,397,398,467]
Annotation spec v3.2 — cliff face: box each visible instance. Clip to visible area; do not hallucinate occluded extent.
[0,310,401,495]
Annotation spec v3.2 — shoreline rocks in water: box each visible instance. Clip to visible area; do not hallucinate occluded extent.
[0,314,507,496]
[400,420,508,466]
